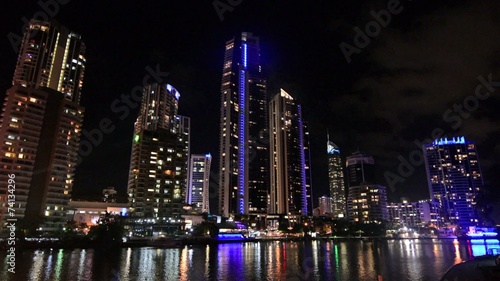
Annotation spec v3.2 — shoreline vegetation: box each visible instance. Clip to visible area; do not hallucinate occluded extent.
[0,235,497,250]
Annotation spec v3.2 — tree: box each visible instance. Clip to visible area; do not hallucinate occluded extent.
[191,222,218,237]
[88,213,124,247]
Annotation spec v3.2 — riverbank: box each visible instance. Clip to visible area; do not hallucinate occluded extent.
[1,235,498,250]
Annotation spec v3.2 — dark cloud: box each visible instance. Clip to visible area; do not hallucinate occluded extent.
[324,0,500,200]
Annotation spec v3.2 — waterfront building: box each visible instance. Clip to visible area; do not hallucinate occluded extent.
[268,89,308,216]
[387,199,422,228]
[318,196,334,215]
[327,135,346,218]
[0,19,85,232]
[67,200,129,231]
[423,137,484,227]
[218,32,268,217]
[127,84,189,235]
[387,199,440,229]
[345,151,387,223]
[187,154,212,214]
[347,184,388,223]
[418,199,440,226]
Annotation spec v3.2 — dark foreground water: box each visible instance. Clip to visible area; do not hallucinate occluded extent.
[1,239,499,281]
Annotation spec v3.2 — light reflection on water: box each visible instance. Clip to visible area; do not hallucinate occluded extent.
[0,239,498,281]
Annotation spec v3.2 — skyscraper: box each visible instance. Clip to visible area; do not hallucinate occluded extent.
[187,154,211,214]
[318,196,334,215]
[423,137,484,227]
[218,32,268,217]
[303,122,313,216]
[347,184,388,223]
[268,89,308,215]
[0,19,85,232]
[346,151,375,187]
[387,199,423,228]
[346,151,388,223]
[13,19,86,103]
[327,134,346,218]
[127,84,189,235]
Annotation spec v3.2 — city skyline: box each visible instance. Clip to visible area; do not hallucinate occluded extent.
[2,1,500,215]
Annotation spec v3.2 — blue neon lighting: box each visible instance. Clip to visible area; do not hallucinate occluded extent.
[166,84,180,100]
[297,105,308,214]
[468,232,498,237]
[217,233,245,240]
[327,147,340,154]
[238,67,246,214]
[433,136,466,146]
[242,43,247,69]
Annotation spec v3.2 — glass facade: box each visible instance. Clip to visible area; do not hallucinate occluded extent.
[327,139,346,218]
[218,32,268,217]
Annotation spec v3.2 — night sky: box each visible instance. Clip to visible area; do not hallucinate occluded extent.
[2,1,500,210]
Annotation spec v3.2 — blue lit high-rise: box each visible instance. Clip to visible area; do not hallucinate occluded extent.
[423,136,484,228]
[269,89,308,215]
[218,32,268,217]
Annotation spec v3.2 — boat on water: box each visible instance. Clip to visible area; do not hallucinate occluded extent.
[440,254,500,280]
[147,237,183,248]
[215,232,255,243]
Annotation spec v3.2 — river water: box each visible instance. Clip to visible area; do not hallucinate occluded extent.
[1,239,498,281]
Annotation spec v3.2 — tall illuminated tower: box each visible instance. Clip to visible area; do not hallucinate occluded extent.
[269,89,308,215]
[327,134,346,218]
[13,19,86,103]
[218,32,268,217]
[423,137,484,227]
[187,154,211,214]
[127,84,190,235]
[0,19,85,232]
